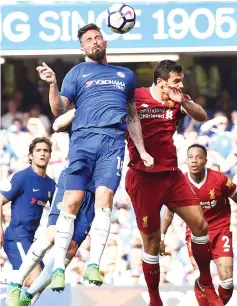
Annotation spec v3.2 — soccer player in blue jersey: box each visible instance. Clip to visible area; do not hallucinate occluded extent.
[36,23,154,290]
[0,137,55,306]
[6,111,96,306]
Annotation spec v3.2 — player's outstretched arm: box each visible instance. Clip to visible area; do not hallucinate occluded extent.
[36,62,70,116]
[160,207,174,256]
[53,108,76,132]
[127,103,154,168]
[0,194,10,247]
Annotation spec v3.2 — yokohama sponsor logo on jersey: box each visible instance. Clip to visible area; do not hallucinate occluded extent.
[86,79,125,90]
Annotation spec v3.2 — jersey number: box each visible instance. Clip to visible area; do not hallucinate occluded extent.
[222,236,231,252]
[116,157,124,176]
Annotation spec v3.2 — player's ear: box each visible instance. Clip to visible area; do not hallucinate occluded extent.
[81,47,86,56]
[104,40,108,48]
[157,78,164,89]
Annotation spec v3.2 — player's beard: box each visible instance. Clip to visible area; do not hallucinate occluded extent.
[88,48,106,62]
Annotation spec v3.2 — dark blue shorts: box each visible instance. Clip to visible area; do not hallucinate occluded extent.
[3,238,44,270]
[65,131,125,192]
[48,169,95,245]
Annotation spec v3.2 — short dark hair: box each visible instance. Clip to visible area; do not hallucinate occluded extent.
[77,23,101,42]
[28,137,52,164]
[154,60,183,84]
[187,144,207,157]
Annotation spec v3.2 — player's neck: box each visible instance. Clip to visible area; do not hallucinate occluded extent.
[31,164,47,177]
[85,56,107,65]
[189,168,206,184]
[150,84,165,102]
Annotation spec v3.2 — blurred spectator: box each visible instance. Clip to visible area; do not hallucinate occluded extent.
[1,99,23,129]
[215,90,236,116]
[29,104,51,132]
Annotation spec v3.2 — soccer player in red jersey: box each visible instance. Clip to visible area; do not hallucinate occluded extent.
[161,144,237,305]
[125,60,224,306]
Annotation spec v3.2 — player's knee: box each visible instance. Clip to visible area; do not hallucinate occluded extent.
[95,186,114,209]
[142,232,160,255]
[220,278,234,290]
[190,219,208,237]
[62,190,83,214]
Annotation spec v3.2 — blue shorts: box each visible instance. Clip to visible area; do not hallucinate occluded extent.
[3,238,44,270]
[65,131,125,192]
[48,170,95,245]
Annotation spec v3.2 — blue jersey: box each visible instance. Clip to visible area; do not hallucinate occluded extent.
[1,166,55,240]
[60,62,136,136]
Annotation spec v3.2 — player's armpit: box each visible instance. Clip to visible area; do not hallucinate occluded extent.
[126,102,139,124]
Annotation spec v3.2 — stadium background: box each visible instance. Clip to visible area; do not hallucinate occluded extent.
[1,0,237,305]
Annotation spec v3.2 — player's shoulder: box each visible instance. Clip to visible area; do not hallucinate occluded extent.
[207,168,226,182]
[113,65,135,78]
[12,166,31,179]
[135,87,150,98]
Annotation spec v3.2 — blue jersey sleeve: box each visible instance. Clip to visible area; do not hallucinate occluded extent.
[127,72,136,104]
[0,172,24,201]
[60,68,77,101]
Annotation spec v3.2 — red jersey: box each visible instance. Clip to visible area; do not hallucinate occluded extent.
[185,169,237,232]
[127,87,192,172]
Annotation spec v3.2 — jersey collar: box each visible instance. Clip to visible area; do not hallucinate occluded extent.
[188,167,208,189]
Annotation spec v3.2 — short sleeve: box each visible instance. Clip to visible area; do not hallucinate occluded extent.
[127,71,136,104]
[0,172,25,201]
[60,68,77,101]
[220,175,237,198]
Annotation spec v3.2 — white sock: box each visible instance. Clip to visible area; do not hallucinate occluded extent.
[12,238,53,285]
[31,292,40,305]
[28,256,72,297]
[52,210,75,271]
[87,208,111,267]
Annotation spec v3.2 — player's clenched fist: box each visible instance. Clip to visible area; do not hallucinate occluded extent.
[36,62,56,84]
[140,151,154,168]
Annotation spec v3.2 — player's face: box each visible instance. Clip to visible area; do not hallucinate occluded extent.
[159,71,184,99]
[187,147,207,174]
[81,30,107,61]
[30,142,51,168]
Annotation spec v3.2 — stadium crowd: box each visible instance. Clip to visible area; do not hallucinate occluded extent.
[1,81,237,288]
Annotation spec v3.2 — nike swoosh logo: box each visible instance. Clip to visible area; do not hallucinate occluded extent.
[83,73,93,77]
[33,189,40,192]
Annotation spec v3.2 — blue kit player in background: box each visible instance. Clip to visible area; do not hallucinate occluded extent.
[36,23,154,290]
[6,110,96,306]
[0,137,55,306]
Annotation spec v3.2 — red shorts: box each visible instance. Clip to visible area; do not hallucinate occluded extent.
[186,227,233,259]
[125,168,199,233]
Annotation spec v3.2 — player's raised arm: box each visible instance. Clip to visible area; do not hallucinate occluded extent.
[127,102,154,168]
[36,62,70,116]
[160,207,174,256]
[53,108,76,132]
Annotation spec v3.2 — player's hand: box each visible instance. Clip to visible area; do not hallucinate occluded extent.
[140,151,154,168]
[0,226,4,248]
[164,86,184,103]
[36,62,56,84]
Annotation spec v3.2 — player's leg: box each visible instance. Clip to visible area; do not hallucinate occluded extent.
[212,230,234,305]
[4,238,43,306]
[19,190,95,306]
[167,170,223,306]
[51,133,95,290]
[83,135,124,285]
[125,169,168,306]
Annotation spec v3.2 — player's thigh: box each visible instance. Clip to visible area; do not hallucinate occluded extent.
[65,131,97,192]
[211,230,234,280]
[93,135,125,193]
[72,191,95,248]
[125,169,168,234]
[167,171,206,235]
[3,238,32,270]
